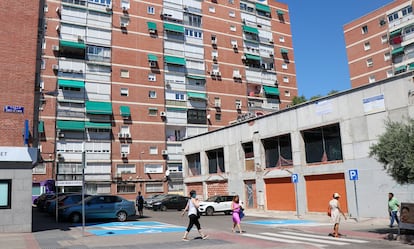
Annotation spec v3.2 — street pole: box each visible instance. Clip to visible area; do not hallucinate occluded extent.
[354,180,359,221]
[82,147,86,236]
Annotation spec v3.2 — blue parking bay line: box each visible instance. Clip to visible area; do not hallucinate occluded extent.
[87,221,186,236]
[243,219,318,226]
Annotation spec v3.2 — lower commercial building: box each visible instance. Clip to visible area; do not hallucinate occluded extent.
[181,72,414,219]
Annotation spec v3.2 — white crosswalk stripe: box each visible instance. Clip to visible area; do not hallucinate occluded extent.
[242,231,370,248]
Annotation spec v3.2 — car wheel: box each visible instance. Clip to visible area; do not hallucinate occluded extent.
[70,212,81,223]
[117,211,127,222]
[160,205,167,211]
[206,207,214,216]
[224,211,231,215]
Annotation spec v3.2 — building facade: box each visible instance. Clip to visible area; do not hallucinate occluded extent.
[181,72,414,219]
[344,0,414,88]
[0,1,42,232]
[35,0,297,201]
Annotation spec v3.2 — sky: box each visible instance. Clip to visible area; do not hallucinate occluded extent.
[282,0,393,99]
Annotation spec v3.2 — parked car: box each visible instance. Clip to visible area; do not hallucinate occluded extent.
[47,193,91,215]
[152,194,189,211]
[43,192,77,213]
[35,193,56,212]
[198,195,235,216]
[144,194,172,209]
[58,195,136,223]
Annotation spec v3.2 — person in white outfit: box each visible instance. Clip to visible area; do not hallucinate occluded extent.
[181,190,208,241]
[328,192,347,237]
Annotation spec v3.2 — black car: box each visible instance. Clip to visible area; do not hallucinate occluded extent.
[152,195,189,211]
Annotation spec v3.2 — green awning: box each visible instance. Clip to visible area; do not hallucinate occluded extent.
[277,10,285,15]
[242,25,259,34]
[120,105,131,116]
[147,54,158,61]
[38,120,44,133]
[56,120,85,131]
[391,46,404,55]
[85,101,113,115]
[147,21,157,30]
[409,63,414,70]
[187,92,207,100]
[59,40,86,49]
[263,85,280,96]
[394,65,406,72]
[164,55,186,65]
[255,3,271,13]
[187,75,205,80]
[281,48,289,54]
[389,28,402,38]
[85,121,112,129]
[245,53,261,61]
[166,107,187,111]
[164,23,184,33]
[58,79,85,89]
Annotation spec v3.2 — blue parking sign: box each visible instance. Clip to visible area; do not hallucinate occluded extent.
[291,174,298,183]
[349,169,358,181]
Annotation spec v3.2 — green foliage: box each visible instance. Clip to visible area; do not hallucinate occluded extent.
[309,95,323,101]
[291,95,307,106]
[369,118,414,184]
[327,90,339,95]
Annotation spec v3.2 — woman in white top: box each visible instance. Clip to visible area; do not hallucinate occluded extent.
[181,190,208,241]
[328,192,347,237]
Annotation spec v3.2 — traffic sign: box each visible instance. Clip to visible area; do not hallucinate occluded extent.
[291,174,298,183]
[349,169,358,181]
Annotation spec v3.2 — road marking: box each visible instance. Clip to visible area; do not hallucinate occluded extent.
[280,231,369,243]
[243,219,330,227]
[87,221,186,236]
[261,232,348,246]
[242,233,327,248]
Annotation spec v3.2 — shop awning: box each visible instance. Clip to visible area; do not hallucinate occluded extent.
[242,25,259,34]
[281,48,289,54]
[409,63,414,70]
[85,101,113,115]
[245,53,261,61]
[56,120,85,131]
[389,28,402,38]
[255,3,271,13]
[120,105,131,117]
[147,21,157,30]
[187,91,207,100]
[58,79,85,89]
[391,46,404,55]
[394,65,406,72]
[164,23,185,33]
[85,121,112,129]
[263,85,280,96]
[187,75,205,80]
[147,54,158,61]
[164,55,186,65]
[38,120,44,133]
[277,10,285,15]
[59,40,86,49]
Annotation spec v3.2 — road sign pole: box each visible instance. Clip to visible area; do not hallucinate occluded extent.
[354,180,359,221]
[295,182,299,217]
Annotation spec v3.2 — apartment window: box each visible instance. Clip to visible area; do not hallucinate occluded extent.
[366,58,373,67]
[209,6,215,13]
[361,25,368,34]
[186,14,202,28]
[33,164,46,174]
[117,184,135,193]
[384,52,391,61]
[149,146,158,155]
[120,144,130,154]
[302,124,343,164]
[117,164,136,174]
[120,69,129,78]
[388,12,399,22]
[0,180,12,209]
[175,93,184,100]
[262,134,293,167]
[147,6,155,14]
[242,142,254,159]
[148,73,156,81]
[215,113,221,121]
[185,29,202,38]
[235,99,242,109]
[214,97,221,107]
[369,75,376,83]
[381,35,388,44]
[386,70,393,78]
[149,90,156,98]
[41,59,46,70]
[364,42,371,51]
[229,11,235,17]
[206,148,225,174]
[284,90,290,96]
[279,36,285,43]
[228,0,234,3]
[402,6,413,16]
[146,183,163,193]
[144,164,163,174]
[187,153,201,176]
[148,108,158,116]
[118,88,128,97]
[187,109,207,124]
[282,63,288,69]
[230,25,236,32]
[283,76,289,83]
[89,0,111,6]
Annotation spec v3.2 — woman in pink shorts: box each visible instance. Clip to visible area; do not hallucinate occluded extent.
[231,195,243,233]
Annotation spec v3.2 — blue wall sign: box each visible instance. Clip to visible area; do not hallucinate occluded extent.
[291,174,298,183]
[4,105,24,113]
[349,169,359,181]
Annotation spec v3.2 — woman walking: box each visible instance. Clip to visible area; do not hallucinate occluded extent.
[181,190,208,241]
[328,192,347,237]
[231,195,244,233]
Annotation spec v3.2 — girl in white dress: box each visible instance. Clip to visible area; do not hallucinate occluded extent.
[328,193,347,237]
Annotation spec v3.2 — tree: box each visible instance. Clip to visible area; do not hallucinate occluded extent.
[291,95,307,106]
[369,118,414,184]
[327,90,339,95]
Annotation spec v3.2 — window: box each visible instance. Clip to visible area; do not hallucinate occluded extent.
[228,0,234,3]
[284,90,290,96]
[120,69,129,78]
[147,6,155,14]
[388,12,399,22]
[185,29,202,38]
[148,108,158,116]
[279,36,285,42]
[366,58,373,67]
[230,25,236,32]
[235,99,242,109]
[33,164,46,174]
[175,93,185,100]
[282,63,288,69]
[283,76,289,83]
[187,153,201,176]
[185,14,202,28]
[144,164,163,174]
[41,59,46,70]
[302,124,343,164]
[364,42,371,51]
[117,164,136,174]
[262,134,293,167]
[384,52,391,61]
[88,0,111,6]
[402,5,413,16]
[381,35,388,44]
[117,184,135,193]
[148,73,156,81]
[187,109,207,124]
[0,179,12,209]
[149,146,158,155]
[369,75,376,83]
[120,88,129,96]
[87,45,111,62]
[146,183,163,193]
[209,6,215,13]
[207,148,225,174]
[386,70,393,78]
[149,90,156,98]
[215,113,221,121]
[242,142,254,159]
[361,25,368,34]
[121,144,130,154]
[229,11,235,17]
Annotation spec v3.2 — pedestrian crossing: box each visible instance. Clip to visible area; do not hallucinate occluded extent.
[242,231,369,247]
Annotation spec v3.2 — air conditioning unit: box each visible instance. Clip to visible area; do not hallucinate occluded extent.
[77,35,84,42]
[161,150,168,155]
[269,52,274,57]
[241,55,246,60]
[124,133,130,138]
[160,111,166,117]
[120,22,128,28]
[52,45,59,51]
[236,103,241,109]
[215,71,221,76]
[121,153,128,158]
[118,133,124,138]
[215,102,221,107]
[212,56,217,61]
[59,133,64,138]
[233,73,241,79]
[232,44,238,49]
[269,38,274,43]
[122,6,129,11]
[106,6,112,11]
[149,29,156,34]
[52,64,59,70]
[149,61,157,67]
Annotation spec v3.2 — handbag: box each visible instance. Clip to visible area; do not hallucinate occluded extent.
[239,207,245,219]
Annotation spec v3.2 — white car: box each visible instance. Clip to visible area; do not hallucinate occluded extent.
[198,195,235,216]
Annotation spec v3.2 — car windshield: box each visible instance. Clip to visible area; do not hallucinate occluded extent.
[205,196,219,202]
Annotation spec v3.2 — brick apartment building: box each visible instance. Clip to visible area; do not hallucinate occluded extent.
[32,0,297,201]
[344,0,414,88]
